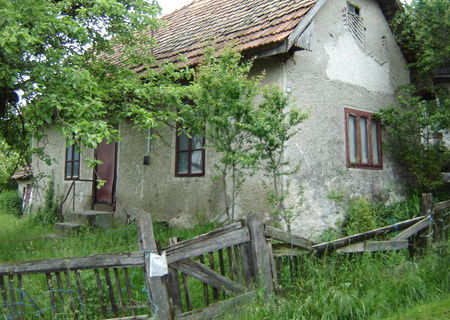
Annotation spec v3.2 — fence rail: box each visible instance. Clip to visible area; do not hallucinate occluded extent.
[1,194,449,320]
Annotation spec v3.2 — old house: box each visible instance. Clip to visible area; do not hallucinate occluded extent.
[29,0,410,238]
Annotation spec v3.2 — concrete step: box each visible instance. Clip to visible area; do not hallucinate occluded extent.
[55,222,85,235]
[67,210,115,229]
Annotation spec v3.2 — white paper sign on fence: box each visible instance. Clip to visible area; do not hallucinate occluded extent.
[147,252,168,277]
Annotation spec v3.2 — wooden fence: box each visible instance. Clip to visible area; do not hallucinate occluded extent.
[0,194,449,320]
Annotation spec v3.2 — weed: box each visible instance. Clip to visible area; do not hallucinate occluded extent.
[0,190,22,216]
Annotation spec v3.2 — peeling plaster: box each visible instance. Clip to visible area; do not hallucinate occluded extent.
[325,33,393,93]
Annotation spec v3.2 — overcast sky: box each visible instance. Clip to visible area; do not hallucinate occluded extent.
[157,0,412,16]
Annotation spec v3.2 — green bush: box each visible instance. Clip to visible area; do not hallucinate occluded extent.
[0,190,22,216]
[32,178,59,226]
[341,198,378,236]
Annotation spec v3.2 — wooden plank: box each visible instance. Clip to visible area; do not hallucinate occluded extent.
[8,275,16,318]
[64,271,76,314]
[226,247,234,281]
[136,213,172,320]
[336,240,409,253]
[55,272,65,312]
[392,217,432,240]
[264,226,314,250]
[164,222,244,253]
[17,275,25,320]
[113,268,126,312]
[433,200,450,215]
[168,238,183,315]
[122,268,136,316]
[181,273,191,311]
[266,239,278,289]
[75,270,86,308]
[94,269,108,317]
[208,253,219,301]
[433,200,450,242]
[171,260,245,295]
[238,243,252,287]
[272,244,309,257]
[104,268,119,317]
[198,255,209,306]
[175,291,256,320]
[166,228,250,264]
[312,216,426,252]
[0,252,144,276]
[247,217,274,294]
[45,273,57,316]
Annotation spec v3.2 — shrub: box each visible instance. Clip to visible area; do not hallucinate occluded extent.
[0,190,22,216]
[341,198,378,236]
[32,178,59,226]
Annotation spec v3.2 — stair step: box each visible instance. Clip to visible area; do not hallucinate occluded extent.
[55,222,85,235]
[72,210,113,216]
[66,210,115,230]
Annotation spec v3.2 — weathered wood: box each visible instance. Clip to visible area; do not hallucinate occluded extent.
[55,272,65,312]
[94,269,108,317]
[0,251,144,276]
[45,273,57,316]
[226,247,234,281]
[247,216,274,294]
[392,217,432,240]
[8,275,16,317]
[104,268,119,316]
[433,200,450,242]
[313,216,426,252]
[336,240,409,253]
[266,239,278,289]
[168,238,183,315]
[123,268,136,316]
[181,273,191,311]
[239,243,253,287]
[137,213,172,320]
[166,228,250,264]
[233,246,243,285]
[75,270,86,307]
[198,255,209,306]
[64,271,76,314]
[113,268,126,312]
[272,244,309,257]
[208,252,219,301]
[164,222,244,253]
[175,291,256,320]
[264,226,314,250]
[17,275,25,320]
[172,259,245,295]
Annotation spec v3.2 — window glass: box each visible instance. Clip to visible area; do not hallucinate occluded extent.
[349,115,357,163]
[65,163,72,178]
[177,152,189,174]
[72,161,80,178]
[360,117,368,163]
[179,133,189,151]
[191,151,203,173]
[66,145,73,161]
[371,122,380,165]
[192,135,203,149]
[73,146,80,161]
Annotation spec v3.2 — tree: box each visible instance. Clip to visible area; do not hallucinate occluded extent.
[379,0,450,192]
[0,0,190,161]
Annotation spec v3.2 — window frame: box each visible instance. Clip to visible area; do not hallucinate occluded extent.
[175,131,206,177]
[64,144,81,180]
[344,108,383,170]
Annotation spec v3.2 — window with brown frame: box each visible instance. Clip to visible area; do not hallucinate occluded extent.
[65,144,80,179]
[345,108,382,169]
[175,132,205,177]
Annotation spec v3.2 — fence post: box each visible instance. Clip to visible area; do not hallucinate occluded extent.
[137,213,172,320]
[247,216,274,295]
[410,193,433,257]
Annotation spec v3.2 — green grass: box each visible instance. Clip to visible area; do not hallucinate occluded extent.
[226,245,450,320]
[381,295,450,320]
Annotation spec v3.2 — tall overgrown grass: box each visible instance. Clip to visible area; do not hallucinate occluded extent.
[228,246,449,320]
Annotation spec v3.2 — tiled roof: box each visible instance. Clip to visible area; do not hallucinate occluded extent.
[149,0,316,66]
[11,166,32,180]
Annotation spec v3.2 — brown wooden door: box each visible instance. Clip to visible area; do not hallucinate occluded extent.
[95,140,117,204]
